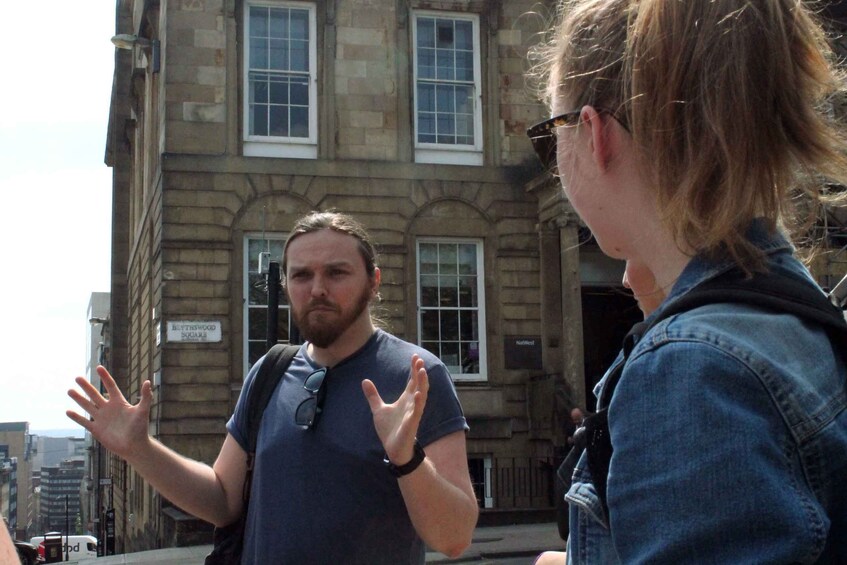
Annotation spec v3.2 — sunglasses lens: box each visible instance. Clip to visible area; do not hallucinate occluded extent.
[532,136,556,173]
[295,397,318,427]
[296,368,328,428]
[303,368,327,392]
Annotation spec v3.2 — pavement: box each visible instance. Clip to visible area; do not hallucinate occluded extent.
[69,522,563,564]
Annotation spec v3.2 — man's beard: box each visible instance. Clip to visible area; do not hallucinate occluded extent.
[292,285,373,348]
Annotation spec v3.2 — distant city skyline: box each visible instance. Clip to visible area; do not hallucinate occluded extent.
[30,428,86,439]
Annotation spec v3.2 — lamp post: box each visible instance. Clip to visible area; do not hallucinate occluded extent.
[65,494,69,561]
[110,33,161,73]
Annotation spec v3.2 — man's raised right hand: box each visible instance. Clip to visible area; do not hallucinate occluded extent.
[67,365,153,461]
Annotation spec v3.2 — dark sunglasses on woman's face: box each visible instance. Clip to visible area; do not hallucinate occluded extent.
[526,108,629,174]
[526,111,582,173]
[295,367,328,429]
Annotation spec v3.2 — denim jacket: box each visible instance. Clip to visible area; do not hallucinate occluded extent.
[566,224,847,564]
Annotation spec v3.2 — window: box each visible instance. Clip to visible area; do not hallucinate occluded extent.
[243,1,317,158]
[413,12,483,166]
[417,239,487,381]
[468,455,493,508]
[244,236,292,373]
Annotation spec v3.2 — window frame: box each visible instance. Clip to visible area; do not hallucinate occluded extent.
[411,10,483,166]
[416,237,487,382]
[243,234,291,375]
[242,0,318,158]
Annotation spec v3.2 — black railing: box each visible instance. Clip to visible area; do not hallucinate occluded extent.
[475,457,555,509]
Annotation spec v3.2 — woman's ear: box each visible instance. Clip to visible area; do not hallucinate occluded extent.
[581,105,614,171]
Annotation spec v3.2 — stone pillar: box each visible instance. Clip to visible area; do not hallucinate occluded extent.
[557,215,585,412]
[539,223,563,372]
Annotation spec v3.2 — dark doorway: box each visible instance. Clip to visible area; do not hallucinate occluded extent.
[580,287,642,412]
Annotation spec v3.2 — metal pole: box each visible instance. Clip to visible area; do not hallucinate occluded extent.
[266,261,280,351]
[65,494,69,561]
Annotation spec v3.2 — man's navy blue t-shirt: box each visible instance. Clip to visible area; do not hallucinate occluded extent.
[227,329,469,564]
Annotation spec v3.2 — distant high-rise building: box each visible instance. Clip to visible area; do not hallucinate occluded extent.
[0,455,17,533]
[0,423,34,539]
[39,460,85,534]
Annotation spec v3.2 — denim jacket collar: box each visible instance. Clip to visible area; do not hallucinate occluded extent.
[646,219,793,326]
[592,220,794,401]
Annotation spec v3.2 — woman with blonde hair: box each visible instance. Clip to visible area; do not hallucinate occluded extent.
[528,0,847,562]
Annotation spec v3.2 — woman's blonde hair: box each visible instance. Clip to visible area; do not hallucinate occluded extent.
[531,0,847,268]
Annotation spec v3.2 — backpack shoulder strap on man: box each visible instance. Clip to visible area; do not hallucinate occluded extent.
[564,267,847,520]
[245,344,300,457]
[205,343,299,565]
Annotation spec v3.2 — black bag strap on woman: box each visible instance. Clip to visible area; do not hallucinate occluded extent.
[558,267,847,521]
[205,344,299,565]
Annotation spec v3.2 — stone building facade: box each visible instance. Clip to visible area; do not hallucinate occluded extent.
[103,0,847,554]
[104,0,625,552]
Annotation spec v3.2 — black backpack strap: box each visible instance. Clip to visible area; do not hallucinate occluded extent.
[242,344,299,502]
[655,269,847,339]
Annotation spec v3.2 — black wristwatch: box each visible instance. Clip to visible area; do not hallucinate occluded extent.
[384,440,426,477]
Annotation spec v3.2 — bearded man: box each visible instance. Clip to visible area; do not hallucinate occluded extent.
[67,211,478,564]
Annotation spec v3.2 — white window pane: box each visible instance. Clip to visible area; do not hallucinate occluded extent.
[461,341,479,373]
[418,83,435,112]
[460,310,477,340]
[250,39,268,69]
[441,342,460,371]
[421,310,439,340]
[269,106,288,136]
[290,107,309,137]
[269,8,288,39]
[422,341,440,358]
[420,275,439,306]
[439,277,458,307]
[418,113,435,142]
[456,115,474,145]
[252,74,269,103]
[439,244,458,273]
[290,10,309,40]
[269,39,288,70]
[417,18,435,48]
[436,20,453,48]
[418,48,435,79]
[456,50,474,82]
[419,243,438,272]
[251,105,268,136]
[441,311,459,341]
[459,277,477,307]
[250,7,268,37]
[437,85,455,113]
[290,77,308,105]
[436,48,454,81]
[269,77,287,104]
[436,115,455,143]
[291,40,308,72]
[455,20,473,50]
[455,85,473,115]
[458,244,477,274]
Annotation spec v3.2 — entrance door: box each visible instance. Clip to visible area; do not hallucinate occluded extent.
[580,287,642,411]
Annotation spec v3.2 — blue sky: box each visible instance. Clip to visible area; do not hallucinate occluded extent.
[0,2,115,431]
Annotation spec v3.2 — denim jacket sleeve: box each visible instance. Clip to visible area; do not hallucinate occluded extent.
[600,307,843,564]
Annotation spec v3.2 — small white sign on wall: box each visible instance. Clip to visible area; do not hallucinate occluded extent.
[166,320,222,343]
